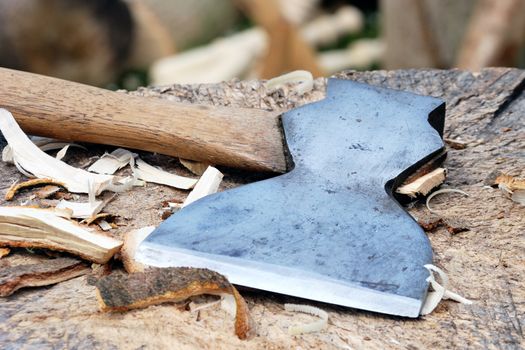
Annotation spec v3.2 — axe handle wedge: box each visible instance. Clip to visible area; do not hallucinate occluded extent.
[0,68,287,173]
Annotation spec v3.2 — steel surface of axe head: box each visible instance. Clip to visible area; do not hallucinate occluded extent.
[136,79,446,317]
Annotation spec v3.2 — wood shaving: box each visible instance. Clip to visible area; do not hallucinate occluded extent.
[5,178,65,201]
[420,264,472,315]
[182,166,223,207]
[56,200,105,219]
[2,137,86,164]
[426,188,469,213]
[88,148,136,175]
[0,109,118,195]
[265,70,314,95]
[396,168,446,198]
[134,158,197,190]
[0,206,122,263]
[284,303,329,335]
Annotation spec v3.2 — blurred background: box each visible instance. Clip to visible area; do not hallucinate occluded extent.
[1,0,524,90]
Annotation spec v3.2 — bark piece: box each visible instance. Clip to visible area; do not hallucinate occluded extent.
[5,178,65,201]
[0,207,123,263]
[95,267,255,340]
[0,257,89,297]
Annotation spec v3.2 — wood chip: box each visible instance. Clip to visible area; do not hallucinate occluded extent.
[5,178,65,201]
[182,166,223,207]
[494,174,525,205]
[444,138,468,150]
[442,217,470,235]
[0,247,10,258]
[95,267,255,340]
[179,158,210,176]
[88,148,135,175]
[0,207,123,263]
[81,213,114,226]
[396,168,446,198]
[56,199,105,219]
[417,213,443,231]
[35,185,62,199]
[494,174,525,191]
[134,158,198,190]
[0,257,90,297]
[98,220,113,231]
[120,226,155,273]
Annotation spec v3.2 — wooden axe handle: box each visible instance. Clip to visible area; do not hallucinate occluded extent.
[0,68,287,173]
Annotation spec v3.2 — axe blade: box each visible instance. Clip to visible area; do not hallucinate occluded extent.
[136,79,446,317]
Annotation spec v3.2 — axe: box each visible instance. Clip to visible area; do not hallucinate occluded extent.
[0,68,445,317]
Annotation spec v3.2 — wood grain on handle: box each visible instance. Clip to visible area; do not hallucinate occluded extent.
[0,68,287,173]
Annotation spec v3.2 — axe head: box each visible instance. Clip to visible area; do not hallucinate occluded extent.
[136,79,446,317]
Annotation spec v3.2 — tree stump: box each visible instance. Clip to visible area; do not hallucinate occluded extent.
[0,68,523,349]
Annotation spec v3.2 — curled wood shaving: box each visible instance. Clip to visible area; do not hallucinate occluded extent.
[396,168,446,198]
[88,148,136,175]
[134,158,197,190]
[420,264,472,315]
[3,137,86,164]
[265,70,314,95]
[182,166,224,207]
[284,303,329,335]
[5,178,65,201]
[426,188,469,213]
[0,109,117,195]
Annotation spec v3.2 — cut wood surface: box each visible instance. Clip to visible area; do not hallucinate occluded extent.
[0,68,523,349]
